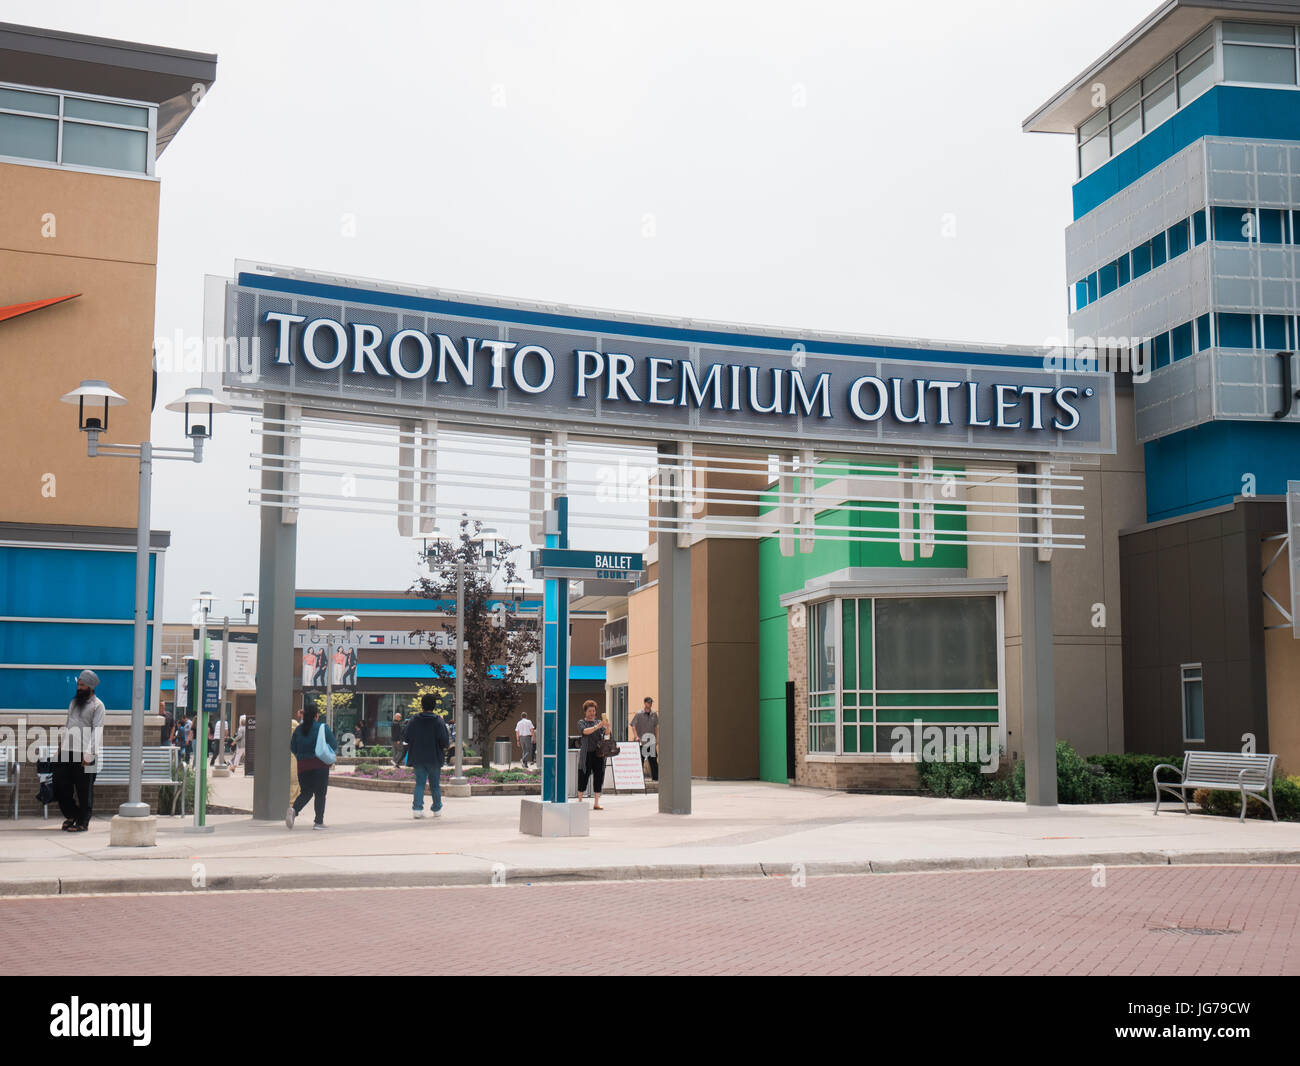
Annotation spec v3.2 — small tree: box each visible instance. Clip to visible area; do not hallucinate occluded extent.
[410,517,540,763]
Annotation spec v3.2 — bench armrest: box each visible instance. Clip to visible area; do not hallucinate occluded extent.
[1153,763,1182,783]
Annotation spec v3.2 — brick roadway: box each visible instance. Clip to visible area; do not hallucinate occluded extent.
[2,865,1297,976]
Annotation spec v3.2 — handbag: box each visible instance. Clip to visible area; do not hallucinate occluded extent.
[36,777,55,805]
[314,721,337,765]
[597,737,620,758]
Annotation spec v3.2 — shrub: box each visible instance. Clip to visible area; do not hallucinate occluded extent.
[358,745,392,759]
[1191,775,1300,821]
[921,742,1134,804]
[1085,753,1180,801]
[916,747,1012,799]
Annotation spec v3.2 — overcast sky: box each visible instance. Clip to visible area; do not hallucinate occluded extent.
[11,0,1155,623]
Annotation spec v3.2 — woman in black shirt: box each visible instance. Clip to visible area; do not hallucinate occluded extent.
[576,699,606,809]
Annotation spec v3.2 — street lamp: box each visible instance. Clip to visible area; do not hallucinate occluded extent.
[60,378,228,848]
[190,591,216,831]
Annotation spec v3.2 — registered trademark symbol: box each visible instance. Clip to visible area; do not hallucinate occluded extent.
[1084,387,1094,397]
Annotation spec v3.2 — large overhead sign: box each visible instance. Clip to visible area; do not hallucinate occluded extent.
[215,265,1116,456]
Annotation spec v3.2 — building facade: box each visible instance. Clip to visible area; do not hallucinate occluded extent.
[1026,1,1300,769]
[0,24,216,814]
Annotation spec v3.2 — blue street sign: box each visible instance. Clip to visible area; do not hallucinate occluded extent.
[532,548,644,581]
[202,660,221,715]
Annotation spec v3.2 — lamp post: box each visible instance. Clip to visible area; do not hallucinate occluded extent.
[335,614,360,735]
[60,381,228,848]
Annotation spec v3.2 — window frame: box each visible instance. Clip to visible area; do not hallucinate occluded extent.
[0,78,157,179]
[1180,663,1205,744]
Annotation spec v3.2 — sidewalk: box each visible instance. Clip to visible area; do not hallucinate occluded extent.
[3,775,1298,896]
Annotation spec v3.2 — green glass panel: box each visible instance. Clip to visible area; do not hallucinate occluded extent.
[813,708,836,724]
[877,691,999,707]
[875,708,1000,723]
[842,598,857,690]
[857,599,873,689]
[843,727,858,753]
[844,706,857,722]
[844,692,857,707]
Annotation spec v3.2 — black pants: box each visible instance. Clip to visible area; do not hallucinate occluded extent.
[54,762,94,826]
[577,752,605,795]
[647,756,659,782]
[293,767,329,825]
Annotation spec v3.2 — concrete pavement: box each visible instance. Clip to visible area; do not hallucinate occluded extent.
[3,775,1298,896]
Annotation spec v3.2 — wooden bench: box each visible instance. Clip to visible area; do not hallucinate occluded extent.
[1153,751,1279,822]
[0,747,17,819]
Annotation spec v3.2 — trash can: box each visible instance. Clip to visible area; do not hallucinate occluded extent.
[567,736,580,799]
[493,736,510,767]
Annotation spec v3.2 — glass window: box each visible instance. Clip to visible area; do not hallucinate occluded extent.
[1079,109,1108,141]
[1111,104,1141,154]
[807,601,836,753]
[1293,211,1300,244]
[1177,48,1215,105]
[63,97,148,127]
[1217,312,1255,348]
[0,87,58,115]
[1098,260,1119,298]
[1177,27,1214,67]
[1153,331,1171,369]
[1224,44,1297,85]
[1193,209,1207,244]
[1181,664,1204,743]
[62,123,148,172]
[1143,57,1176,95]
[1074,279,1089,311]
[1150,231,1167,268]
[1222,21,1295,46]
[0,112,57,162]
[1264,314,1288,349]
[1086,272,1098,303]
[1214,205,1254,241]
[873,597,996,691]
[1168,218,1190,258]
[1079,132,1109,175]
[1132,240,1152,278]
[1117,253,1131,286]
[1172,321,1194,361]
[1109,85,1140,118]
[1196,313,1213,351]
[841,599,856,691]
[1143,77,1176,130]
[1260,208,1285,244]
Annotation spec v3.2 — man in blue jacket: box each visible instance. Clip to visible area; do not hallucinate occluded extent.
[404,693,451,819]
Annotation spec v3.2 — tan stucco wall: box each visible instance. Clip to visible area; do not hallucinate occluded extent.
[0,161,160,528]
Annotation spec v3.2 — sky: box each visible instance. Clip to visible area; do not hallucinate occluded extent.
[6,0,1157,623]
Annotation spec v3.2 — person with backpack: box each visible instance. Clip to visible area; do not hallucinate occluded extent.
[287,703,337,831]
[403,692,451,819]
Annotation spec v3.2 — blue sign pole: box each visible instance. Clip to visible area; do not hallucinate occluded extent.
[541,497,569,804]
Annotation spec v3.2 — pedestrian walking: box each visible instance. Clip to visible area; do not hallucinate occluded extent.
[630,696,660,783]
[390,711,405,766]
[209,715,226,766]
[287,703,337,830]
[230,715,247,769]
[161,707,174,747]
[404,693,450,819]
[575,699,607,810]
[514,712,536,768]
[54,669,104,832]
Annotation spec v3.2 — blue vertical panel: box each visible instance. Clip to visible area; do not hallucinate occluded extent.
[540,496,570,804]
[1167,218,1190,258]
[1171,321,1194,361]
[1192,209,1207,245]
[1196,313,1212,350]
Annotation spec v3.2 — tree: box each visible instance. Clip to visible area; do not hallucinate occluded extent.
[410,517,540,765]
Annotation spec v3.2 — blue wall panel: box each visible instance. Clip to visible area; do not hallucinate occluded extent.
[0,667,150,712]
[1144,420,1300,522]
[0,621,154,666]
[0,546,157,619]
[1074,86,1300,219]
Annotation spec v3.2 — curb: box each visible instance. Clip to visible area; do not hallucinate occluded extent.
[4,848,1300,897]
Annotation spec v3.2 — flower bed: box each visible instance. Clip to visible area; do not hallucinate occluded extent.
[352,764,540,786]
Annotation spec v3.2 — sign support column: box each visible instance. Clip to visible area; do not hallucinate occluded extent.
[658,442,692,814]
[253,402,298,821]
[1019,465,1058,807]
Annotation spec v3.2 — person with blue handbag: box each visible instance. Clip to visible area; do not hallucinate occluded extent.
[286,702,337,831]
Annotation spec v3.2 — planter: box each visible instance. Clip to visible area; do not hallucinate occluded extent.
[330,775,540,797]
